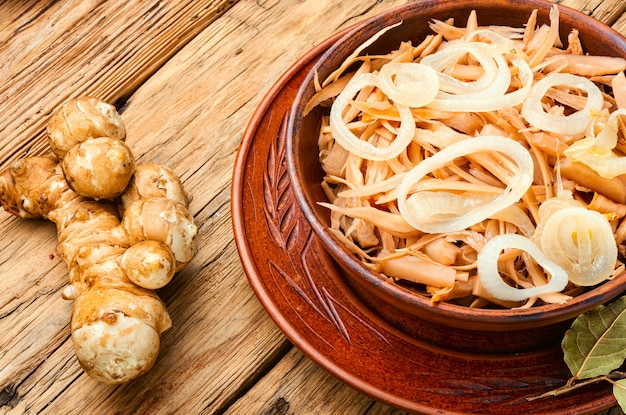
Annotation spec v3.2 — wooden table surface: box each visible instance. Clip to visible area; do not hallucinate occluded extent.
[2,0,626,414]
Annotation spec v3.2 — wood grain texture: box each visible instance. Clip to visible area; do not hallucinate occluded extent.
[223,348,409,415]
[614,9,626,34]
[0,0,238,171]
[1,0,625,414]
[560,0,626,25]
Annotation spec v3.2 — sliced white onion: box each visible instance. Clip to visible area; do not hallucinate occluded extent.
[402,191,497,225]
[538,206,617,286]
[420,42,498,94]
[421,42,499,95]
[490,204,536,237]
[537,190,582,219]
[564,108,626,178]
[440,53,510,99]
[532,190,583,243]
[464,29,516,52]
[477,234,569,302]
[330,72,416,161]
[521,73,603,136]
[397,135,534,233]
[378,62,439,108]
[595,108,626,149]
[427,57,533,112]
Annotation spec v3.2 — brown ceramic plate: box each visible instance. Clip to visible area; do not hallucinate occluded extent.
[232,4,617,414]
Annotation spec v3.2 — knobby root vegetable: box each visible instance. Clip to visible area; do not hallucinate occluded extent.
[0,97,198,384]
[47,96,134,200]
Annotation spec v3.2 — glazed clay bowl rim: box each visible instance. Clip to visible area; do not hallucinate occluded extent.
[285,0,626,331]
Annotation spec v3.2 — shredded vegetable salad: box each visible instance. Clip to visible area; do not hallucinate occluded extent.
[307,6,626,309]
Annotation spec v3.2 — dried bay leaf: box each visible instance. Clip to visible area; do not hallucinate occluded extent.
[562,296,626,379]
[614,379,626,412]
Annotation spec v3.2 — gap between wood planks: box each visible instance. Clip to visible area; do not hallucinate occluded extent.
[209,341,294,414]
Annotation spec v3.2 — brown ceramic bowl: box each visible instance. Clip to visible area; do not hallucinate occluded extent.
[286,0,626,353]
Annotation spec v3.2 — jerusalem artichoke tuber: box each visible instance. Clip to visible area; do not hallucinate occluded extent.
[0,97,197,384]
[46,96,126,158]
[62,136,135,200]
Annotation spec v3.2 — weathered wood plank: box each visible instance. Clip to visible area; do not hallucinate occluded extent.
[0,0,240,171]
[560,0,626,26]
[224,347,409,415]
[613,8,626,35]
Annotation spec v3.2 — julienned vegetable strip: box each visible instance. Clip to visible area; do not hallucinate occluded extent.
[312,5,626,308]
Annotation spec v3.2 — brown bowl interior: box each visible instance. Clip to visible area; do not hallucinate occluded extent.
[286,0,626,351]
